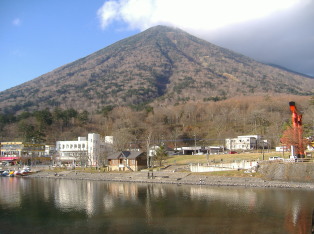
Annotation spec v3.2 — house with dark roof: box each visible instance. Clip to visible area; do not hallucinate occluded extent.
[107,151,147,171]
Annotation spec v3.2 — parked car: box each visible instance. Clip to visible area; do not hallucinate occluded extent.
[269,156,284,161]
[285,156,297,162]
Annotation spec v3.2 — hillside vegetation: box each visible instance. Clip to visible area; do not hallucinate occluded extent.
[0,26,313,115]
[164,152,280,165]
[1,95,313,151]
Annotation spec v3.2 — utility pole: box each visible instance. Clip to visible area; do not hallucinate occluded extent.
[146,134,151,168]
[262,138,265,160]
[146,132,152,178]
[194,134,196,155]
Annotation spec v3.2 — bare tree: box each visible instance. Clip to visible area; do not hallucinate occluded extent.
[112,128,135,151]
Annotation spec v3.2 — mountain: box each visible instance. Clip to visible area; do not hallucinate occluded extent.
[0,25,313,114]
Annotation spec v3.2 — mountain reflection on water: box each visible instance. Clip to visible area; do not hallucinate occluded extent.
[0,177,313,233]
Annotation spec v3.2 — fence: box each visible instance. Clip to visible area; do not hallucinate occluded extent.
[190,160,259,172]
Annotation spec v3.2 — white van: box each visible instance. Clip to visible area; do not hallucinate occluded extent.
[269,156,284,161]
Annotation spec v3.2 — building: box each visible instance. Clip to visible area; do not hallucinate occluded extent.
[45,145,56,157]
[307,136,314,151]
[275,146,289,152]
[56,137,88,165]
[175,146,224,155]
[56,133,112,166]
[107,150,147,171]
[225,135,267,151]
[0,142,45,165]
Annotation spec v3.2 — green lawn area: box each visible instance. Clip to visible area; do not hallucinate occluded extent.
[191,170,263,178]
[165,151,284,165]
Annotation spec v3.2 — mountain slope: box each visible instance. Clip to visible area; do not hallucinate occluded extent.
[0,25,313,114]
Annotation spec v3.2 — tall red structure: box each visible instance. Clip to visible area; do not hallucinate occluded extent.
[289,101,305,158]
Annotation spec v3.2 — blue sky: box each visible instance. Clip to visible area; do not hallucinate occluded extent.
[0,0,139,91]
[1,0,314,92]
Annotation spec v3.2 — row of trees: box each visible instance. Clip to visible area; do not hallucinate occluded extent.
[0,95,313,152]
[0,108,89,143]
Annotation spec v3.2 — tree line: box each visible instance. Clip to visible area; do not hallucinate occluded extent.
[0,108,89,143]
[0,95,313,152]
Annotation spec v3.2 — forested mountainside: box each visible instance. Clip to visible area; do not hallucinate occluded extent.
[1,95,313,151]
[0,25,313,115]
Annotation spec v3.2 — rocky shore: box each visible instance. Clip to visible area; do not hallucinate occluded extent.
[27,169,314,190]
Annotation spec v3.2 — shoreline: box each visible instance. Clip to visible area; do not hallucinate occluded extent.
[26,170,314,190]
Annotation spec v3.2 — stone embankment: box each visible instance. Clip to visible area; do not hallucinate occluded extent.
[258,162,314,182]
[27,163,314,190]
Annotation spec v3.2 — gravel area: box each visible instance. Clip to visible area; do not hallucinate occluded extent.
[26,169,314,190]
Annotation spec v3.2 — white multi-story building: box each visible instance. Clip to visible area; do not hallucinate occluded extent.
[56,133,113,166]
[225,135,267,151]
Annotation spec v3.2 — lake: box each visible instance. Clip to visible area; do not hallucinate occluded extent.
[0,177,313,233]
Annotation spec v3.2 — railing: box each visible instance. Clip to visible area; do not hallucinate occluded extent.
[126,165,134,172]
[190,160,259,172]
[261,158,314,164]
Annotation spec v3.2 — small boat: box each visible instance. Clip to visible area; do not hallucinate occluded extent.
[1,167,32,177]
[8,170,15,177]
[14,170,22,176]
[1,171,9,176]
[21,167,31,175]
[1,170,11,177]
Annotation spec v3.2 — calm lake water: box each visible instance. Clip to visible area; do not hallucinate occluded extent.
[0,177,313,234]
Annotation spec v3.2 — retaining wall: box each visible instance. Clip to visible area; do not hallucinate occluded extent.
[190,161,258,172]
[258,162,314,182]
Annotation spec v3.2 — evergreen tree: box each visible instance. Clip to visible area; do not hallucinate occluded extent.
[154,145,168,167]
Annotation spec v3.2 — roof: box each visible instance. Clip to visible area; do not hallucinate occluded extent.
[107,151,144,160]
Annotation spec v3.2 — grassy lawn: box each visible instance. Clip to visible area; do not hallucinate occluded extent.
[191,170,263,178]
[165,151,283,165]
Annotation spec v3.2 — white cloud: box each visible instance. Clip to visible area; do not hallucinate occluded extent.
[96,0,314,76]
[97,0,305,31]
[12,18,21,26]
[97,1,120,29]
